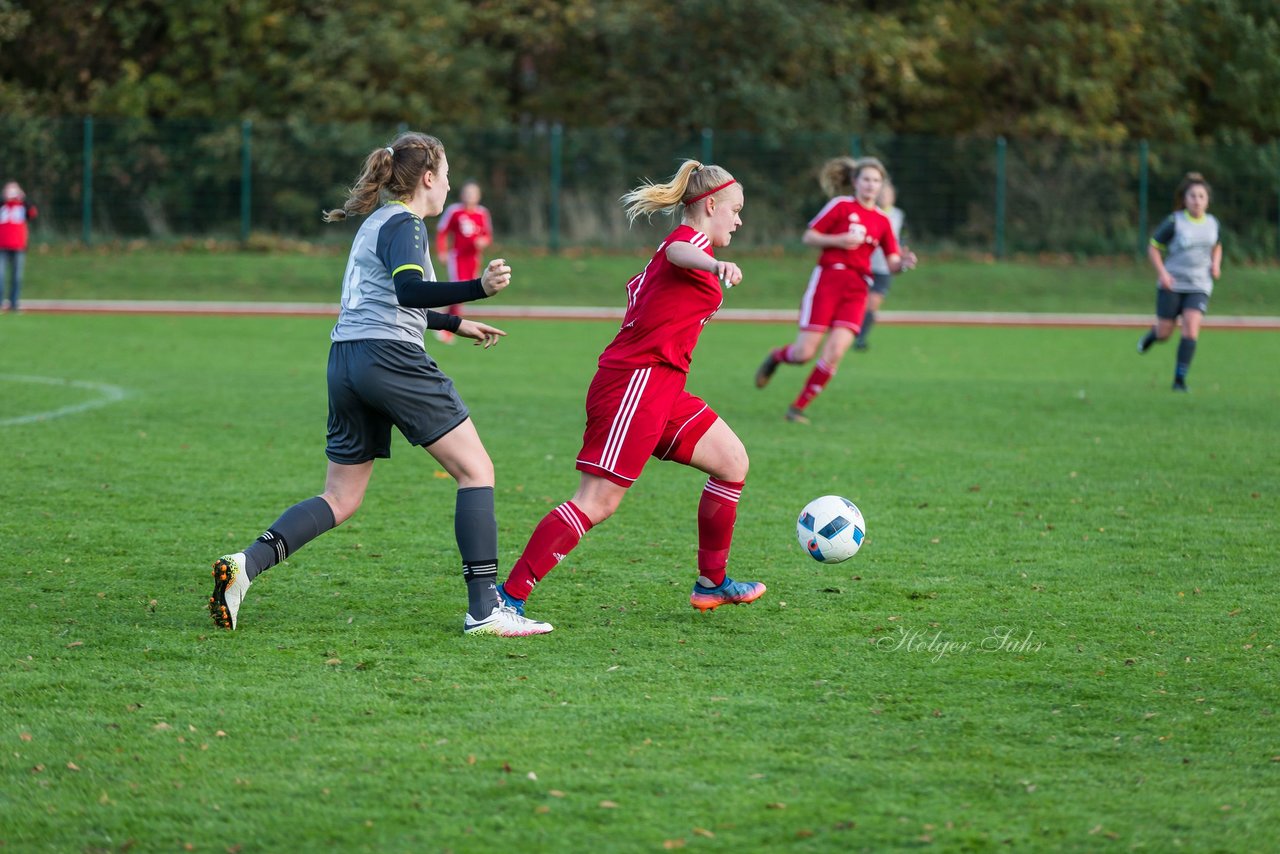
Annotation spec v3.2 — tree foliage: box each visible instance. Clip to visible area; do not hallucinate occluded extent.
[1,0,1277,142]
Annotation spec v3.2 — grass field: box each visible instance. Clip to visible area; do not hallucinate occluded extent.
[2,296,1277,851]
[21,244,1280,315]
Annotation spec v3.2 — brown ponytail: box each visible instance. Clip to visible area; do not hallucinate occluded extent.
[1173,172,1211,211]
[323,132,446,222]
[819,156,888,198]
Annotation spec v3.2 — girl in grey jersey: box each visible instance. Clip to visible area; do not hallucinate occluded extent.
[208,132,552,637]
[854,178,907,351]
[1137,172,1222,392]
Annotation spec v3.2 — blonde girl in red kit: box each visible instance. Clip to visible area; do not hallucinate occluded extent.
[497,161,766,625]
[755,157,918,422]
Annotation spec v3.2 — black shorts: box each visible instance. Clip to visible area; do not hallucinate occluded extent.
[869,272,893,295]
[1156,289,1210,320]
[325,339,469,465]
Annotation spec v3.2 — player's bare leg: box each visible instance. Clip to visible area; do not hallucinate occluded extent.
[788,328,854,423]
[1138,316,1177,354]
[757,330,823,388]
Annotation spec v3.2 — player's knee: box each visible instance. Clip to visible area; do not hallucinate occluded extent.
[712,438,749,482]
[797,341,820,362]
[579,494,622,525]
[451,455,495,488]
[322,492,361,526]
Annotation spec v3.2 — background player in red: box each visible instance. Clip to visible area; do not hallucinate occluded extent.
[497,160,766,623]
[754,157,917,422]
[435,180,493,343]
[0,180,37,312]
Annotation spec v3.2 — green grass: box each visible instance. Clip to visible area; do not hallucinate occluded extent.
[1,309,1277,851]
[24,244,1280,314]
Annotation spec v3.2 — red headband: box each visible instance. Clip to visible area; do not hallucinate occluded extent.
[684,179,737,206]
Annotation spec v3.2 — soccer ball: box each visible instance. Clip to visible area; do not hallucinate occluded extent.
[796,495,866,563]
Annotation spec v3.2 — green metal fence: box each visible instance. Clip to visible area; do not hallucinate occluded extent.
[2,116,1277,259]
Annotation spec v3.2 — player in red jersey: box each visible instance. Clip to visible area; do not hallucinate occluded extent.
[0,181,38,312]
[435,180,493,342]
[497,160,766,622]
[755,157,918,423]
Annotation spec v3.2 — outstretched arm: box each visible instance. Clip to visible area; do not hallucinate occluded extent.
[394,259,513,307]
[802,228,861,250]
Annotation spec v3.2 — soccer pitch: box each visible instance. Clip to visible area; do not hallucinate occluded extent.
[2,311,1277,851]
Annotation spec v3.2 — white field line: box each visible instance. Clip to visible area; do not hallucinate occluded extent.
[15,300,1280,329]
[0,374,128,427]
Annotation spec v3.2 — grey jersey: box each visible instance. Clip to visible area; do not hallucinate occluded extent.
[869,206,905,276]
[1151,211,1220,295]
[331,202,437,345]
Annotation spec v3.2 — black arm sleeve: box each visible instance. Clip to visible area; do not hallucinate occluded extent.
[393,271,487,308]
[425,310,463,332]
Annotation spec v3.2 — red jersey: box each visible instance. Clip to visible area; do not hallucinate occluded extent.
[0,198,37,251]
[597,225,723,373]
[435,204,492,259]
[808,196,899,275]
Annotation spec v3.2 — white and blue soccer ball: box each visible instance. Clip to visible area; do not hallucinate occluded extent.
[796,495,866,563]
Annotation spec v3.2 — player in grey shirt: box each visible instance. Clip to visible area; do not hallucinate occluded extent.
[1137,172,1222,392]
[854,178,907,351]
[209,132,553,637]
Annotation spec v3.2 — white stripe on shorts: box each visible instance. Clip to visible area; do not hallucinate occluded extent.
[798,266,822,329]
[655,403,709,460]
[600,368,651,473]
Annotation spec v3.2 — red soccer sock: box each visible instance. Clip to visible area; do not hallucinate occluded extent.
[770,344,795,365]
[697,478,744,586]
[791,359,835,412]
[502,502,593,601]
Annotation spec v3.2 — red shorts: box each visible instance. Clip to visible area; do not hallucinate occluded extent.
[797,265,870,333]
[576,365,719,488]
[447,251,480,281]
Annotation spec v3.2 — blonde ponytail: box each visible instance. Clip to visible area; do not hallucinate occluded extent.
[323,132,447,222]
[621,159,737,224]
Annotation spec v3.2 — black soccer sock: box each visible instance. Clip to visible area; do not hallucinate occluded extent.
[456,486,501,619]
[858,310,877,343]
[1175,338,1197,381]
[1139,327,1158,352]
[242,496,337,580]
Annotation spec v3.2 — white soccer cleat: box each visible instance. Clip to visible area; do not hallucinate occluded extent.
[209,553,251,630]
[463,605,554,637]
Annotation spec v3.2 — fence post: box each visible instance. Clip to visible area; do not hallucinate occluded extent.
[82,116,94,246]
[1137,139,1149,256]
[240,119,252,244]
[850,134,862,158]
[994,136,1007,259]
[549,123,563,254]
[701,127,714,164]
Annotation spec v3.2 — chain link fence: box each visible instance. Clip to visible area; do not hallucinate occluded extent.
[2,117,1277,259]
